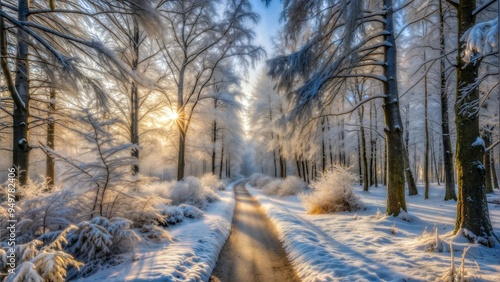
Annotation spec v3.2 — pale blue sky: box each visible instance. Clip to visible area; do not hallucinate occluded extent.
[241,0,282,97]
[250,0,282,53]
[240,0,282,134]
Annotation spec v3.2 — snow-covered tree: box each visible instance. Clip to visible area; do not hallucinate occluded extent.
[263,0,412,215]
[159,0,263,180]
[452,0,498,245]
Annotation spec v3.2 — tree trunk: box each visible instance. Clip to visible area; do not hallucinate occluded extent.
[130,19,140,175]
[12,0,31,187]
[369,105,374,187]
[211,99,218,175]
[176,62,187,181]
[278,134,286,178]
[296,156,302,178]
[404,105,418,196]
[46,88,56,189]
[424,62,430,199]
[404,104,418,196]
[491,151,499,189]
[281,156,286,178]
[431,131,440,185]
[483,131,493,193]
[357,130,363,185]
[321,118,326,172]
[439,0,456,201]
[359,107,369,191]
[383,0,407,215]
[305,159,310,183]
[383,141,387,186]
[219,136,224,180]
[373,104,378,187]
[211,120,217,175]
[328,117,333,167]
[454,0,496,245]
[403,141,418,195]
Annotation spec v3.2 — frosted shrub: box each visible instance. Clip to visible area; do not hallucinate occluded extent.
[64,217,139,279]
[159,205,185,225]
[263,179,284,195]
[5,262,44,282]
[140,225,172,242]
[249,173,273,188]
[65,219,113,262]
[155,203,204,225]
[30,250,83,281]
[249,173,265,186]
[15,190,84,243]
[165,176,219,209]
[200,174,226,191]
[256,175,273,188]
[65,217,138,262]
[126,196,170,228]
[279,176,307,197]
[300,166,364,214]
[6,226,82,282]
[179,204,204,219]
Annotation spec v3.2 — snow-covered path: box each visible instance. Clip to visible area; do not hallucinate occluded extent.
[210,182,299,282]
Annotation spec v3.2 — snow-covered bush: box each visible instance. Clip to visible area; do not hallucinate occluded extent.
[200,174,226,191]
[65,216,139,262]
[5,226,82,282]
[30,250,83,281]
[256,175,273,187]
[179,204,204,219]
[13,190,84,244]
[156,203,204,225]
[159,204,185,225]
[249,173,273,188]
[249,173,265,186]
[263,179,284,195]
[63,217,139,279]
[126,196,170,228]
[278,176,308,197]
[164,176,219,209]
[140,225,172,242]
[300,166,364,214]
[5,262,44,282]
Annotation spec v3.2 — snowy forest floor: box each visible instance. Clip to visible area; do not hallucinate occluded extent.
[246,182,500,282]
[75,181,238,281]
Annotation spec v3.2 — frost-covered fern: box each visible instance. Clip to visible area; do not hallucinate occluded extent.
[63,216,139,279]
[5,225,82,282]
[65,218,113,262]
[65,217,138,262]
[5,262,44,282]
[31,250,83,281]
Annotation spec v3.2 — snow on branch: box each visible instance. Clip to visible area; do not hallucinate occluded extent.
[462,17,498,63]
